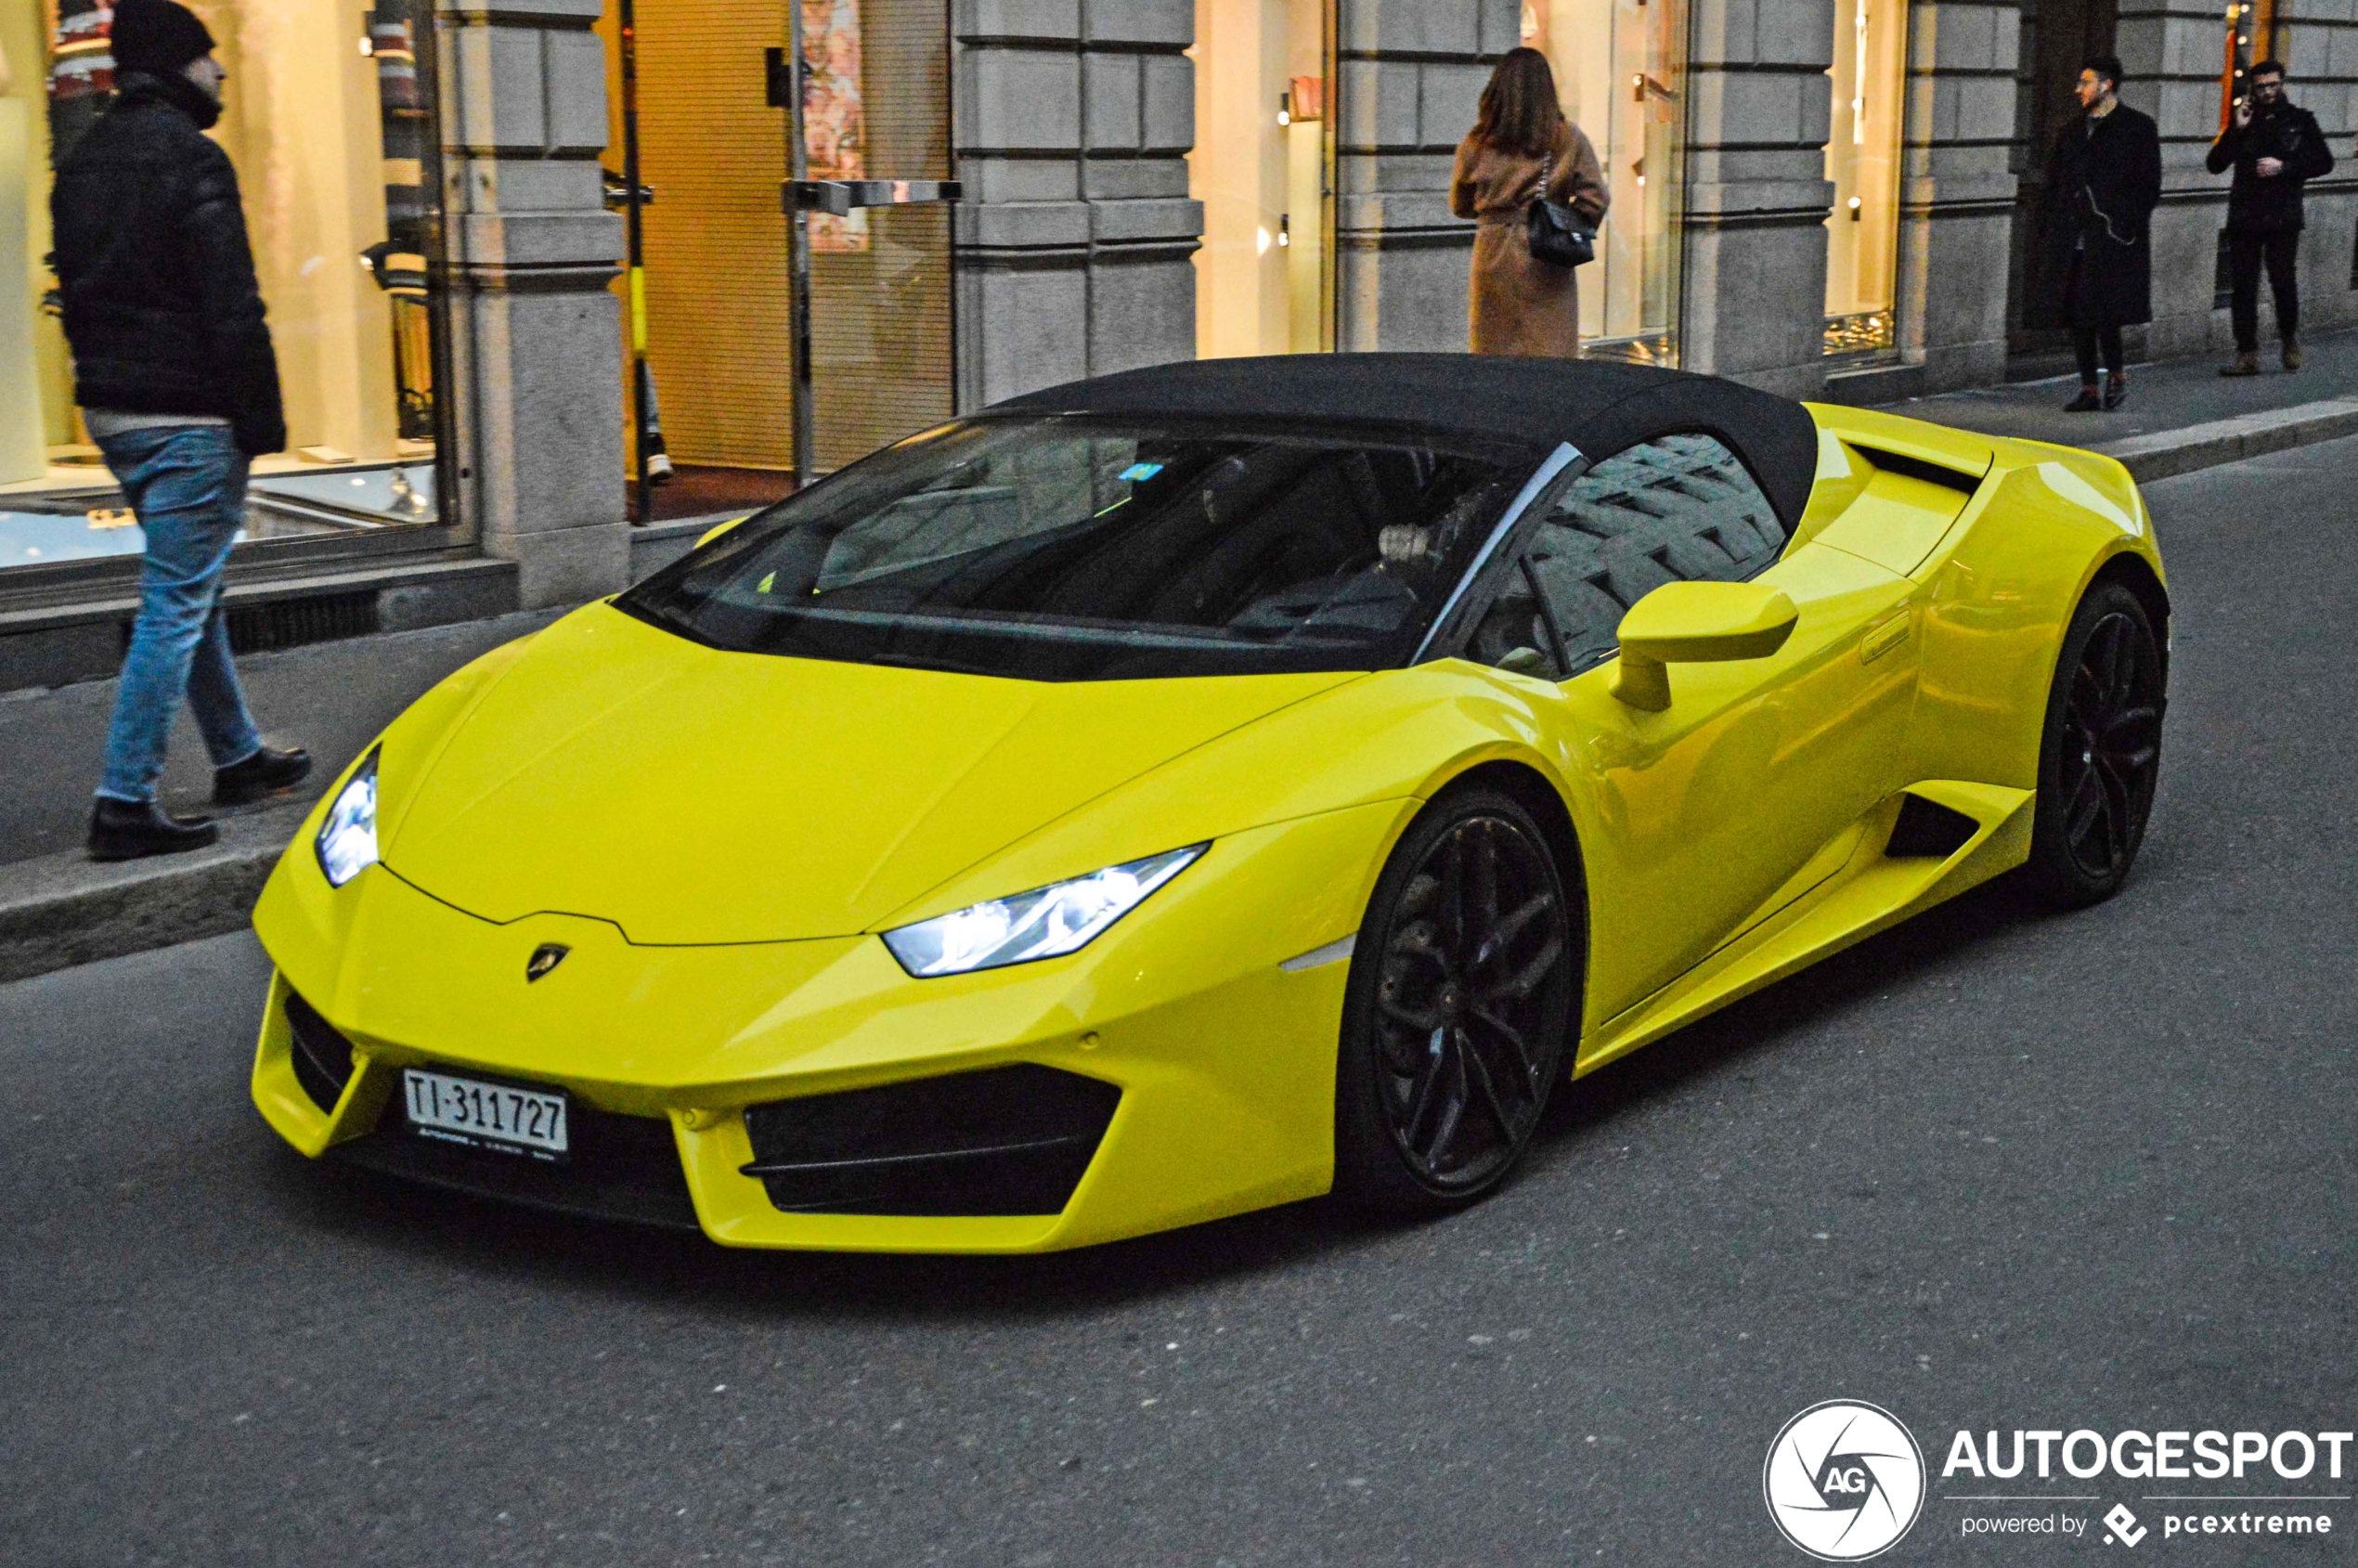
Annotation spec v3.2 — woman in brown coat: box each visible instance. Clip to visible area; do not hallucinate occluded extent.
[1450,47,1609,356]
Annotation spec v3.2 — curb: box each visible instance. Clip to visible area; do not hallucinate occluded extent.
[2092,397,2358,483]
[0,802,304,985]
[5,397,2355,989]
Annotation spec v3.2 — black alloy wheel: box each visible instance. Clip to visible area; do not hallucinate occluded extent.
[2027,580,2165,906]
[1334,786,1580,1213]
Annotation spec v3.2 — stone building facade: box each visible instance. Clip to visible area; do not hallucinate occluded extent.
[462,0,2358,604]
[6,0,2350,678]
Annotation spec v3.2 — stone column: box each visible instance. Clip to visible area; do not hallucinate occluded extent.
[1331,0,1519,352]
[952,0,1201,408]
[1682,0,1839,395]
[440,0,628,608]
[2118,0,2237,358]
[1894,0,2020,390]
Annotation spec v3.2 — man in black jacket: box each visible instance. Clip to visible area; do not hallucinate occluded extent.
[51,0,309,862]
[2208,59,2333,374]
[2029,57,2162,412]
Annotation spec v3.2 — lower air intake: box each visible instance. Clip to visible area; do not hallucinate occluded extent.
[284,990,355,1112]
[741,1065,1121,1217]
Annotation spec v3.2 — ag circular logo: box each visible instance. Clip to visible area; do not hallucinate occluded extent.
[1763,1400,1925,1561]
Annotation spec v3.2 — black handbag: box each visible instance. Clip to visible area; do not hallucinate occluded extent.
[1526,151,1596,268]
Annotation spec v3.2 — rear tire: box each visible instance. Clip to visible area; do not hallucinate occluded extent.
[2023,580,2165,908]
[1332,787,1579,1215]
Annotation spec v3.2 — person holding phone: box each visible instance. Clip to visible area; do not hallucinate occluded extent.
[2209,60,2332,375]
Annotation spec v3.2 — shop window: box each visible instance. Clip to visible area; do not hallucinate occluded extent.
[1,0,451,575]
[1822,0,1906,358]
[1526,0,1687,365]
[1189,0,1330,359]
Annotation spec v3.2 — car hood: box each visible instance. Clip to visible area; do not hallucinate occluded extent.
[382,605,1358,943]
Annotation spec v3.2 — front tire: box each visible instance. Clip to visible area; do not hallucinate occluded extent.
[1333,787,1579,1214]
[2024,579,2165,907]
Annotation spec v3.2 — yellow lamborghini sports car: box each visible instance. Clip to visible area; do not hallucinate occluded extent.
[251,356,2167,1251]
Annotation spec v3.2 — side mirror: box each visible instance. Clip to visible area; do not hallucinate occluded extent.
[1610,581,1799,711]
[696,513,753,550]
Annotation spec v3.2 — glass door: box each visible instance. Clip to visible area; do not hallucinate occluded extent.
[602,0,953,515]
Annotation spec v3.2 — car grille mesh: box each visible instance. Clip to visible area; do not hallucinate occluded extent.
[741,1065,1121,1217]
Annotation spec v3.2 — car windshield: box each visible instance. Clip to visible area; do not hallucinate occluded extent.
[615,416,1529,680]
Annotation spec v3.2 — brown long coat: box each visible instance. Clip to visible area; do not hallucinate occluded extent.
[1450,122,1609,356]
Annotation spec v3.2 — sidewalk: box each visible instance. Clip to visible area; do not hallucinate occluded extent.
[9,331,2358,985]
[0,610,567,982]
[1872,326,2358,479]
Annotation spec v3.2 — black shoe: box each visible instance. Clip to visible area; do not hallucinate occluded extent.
[2102,372,2129,411]
[214,745,312,806]
[2063,386,2102,412]
[89,797,219,862]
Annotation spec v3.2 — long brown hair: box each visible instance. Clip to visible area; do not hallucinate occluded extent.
[1471,47,1567,156]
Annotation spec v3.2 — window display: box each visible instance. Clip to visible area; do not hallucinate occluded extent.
[1526,0,1686,363]
[0,0,447,573]
[1821,0,1904,356]
[1189,0,1329,359]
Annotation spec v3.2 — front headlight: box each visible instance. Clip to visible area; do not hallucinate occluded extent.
[315,749,380,888]
[882,844,1207,978]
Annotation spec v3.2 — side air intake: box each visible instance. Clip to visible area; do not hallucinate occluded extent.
[1885,795,1981,860]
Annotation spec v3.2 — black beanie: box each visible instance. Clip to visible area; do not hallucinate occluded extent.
[110,0,218,77]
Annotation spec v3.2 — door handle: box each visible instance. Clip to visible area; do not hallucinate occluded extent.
[1860,609,1911,665]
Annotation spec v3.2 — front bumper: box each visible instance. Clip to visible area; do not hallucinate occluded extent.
[250,801,1404,1251]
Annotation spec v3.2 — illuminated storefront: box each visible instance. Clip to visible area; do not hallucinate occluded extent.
[1188,0,1329,359]
[1820,0,1903,358]
[3,0,2305,670]
[1523,0,1685,363]
[0,0,452,575]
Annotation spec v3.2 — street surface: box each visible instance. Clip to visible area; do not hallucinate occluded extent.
[5,437,2355,1566]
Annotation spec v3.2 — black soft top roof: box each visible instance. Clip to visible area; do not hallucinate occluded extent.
[993,353,1823,529]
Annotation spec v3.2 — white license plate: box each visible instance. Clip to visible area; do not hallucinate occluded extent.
[402,1069,568,1162]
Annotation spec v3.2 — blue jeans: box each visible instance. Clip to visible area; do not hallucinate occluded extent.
[94,425,264,803]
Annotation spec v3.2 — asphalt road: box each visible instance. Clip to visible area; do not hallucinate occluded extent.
[6,438,2356,1567]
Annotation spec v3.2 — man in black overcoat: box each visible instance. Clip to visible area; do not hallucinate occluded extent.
[2207,59,2334,374]
[2029,56,2162,411]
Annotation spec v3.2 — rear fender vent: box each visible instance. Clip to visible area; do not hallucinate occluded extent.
[741,1065,1122,1217]
[1885,795,1981,860]
[283,989,356,1112]
[1850,443,1984,497]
